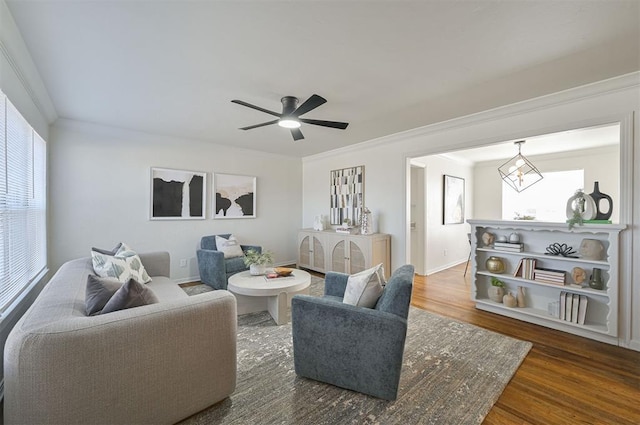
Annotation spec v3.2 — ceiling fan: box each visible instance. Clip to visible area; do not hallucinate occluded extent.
[231,94,349,141]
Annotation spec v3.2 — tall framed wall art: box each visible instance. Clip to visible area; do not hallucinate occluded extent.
[330,165,364,225]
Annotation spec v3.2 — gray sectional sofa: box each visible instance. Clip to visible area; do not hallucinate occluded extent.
[4,251,237,425]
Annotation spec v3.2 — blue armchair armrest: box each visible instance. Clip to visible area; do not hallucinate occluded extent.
[324,271,349,297]
[291,294,408,400]
[196,249,226,289]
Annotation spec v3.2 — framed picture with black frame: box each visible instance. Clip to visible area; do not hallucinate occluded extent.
[443,174,465,225]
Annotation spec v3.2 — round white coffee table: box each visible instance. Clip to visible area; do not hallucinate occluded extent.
[227,269,311,325]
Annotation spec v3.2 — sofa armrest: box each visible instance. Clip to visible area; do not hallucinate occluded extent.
[197,249,226,289]
[4,291,237,425]
[138,251,170,277]
[291,294,407,400]
[324,271,349,297]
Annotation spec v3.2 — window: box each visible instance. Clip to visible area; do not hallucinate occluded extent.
[502,170,584,222]
[0,90,47,314]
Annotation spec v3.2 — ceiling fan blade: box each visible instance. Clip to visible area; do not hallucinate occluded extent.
[299,118,349,129]
[291,128,304,141]
[231,100,281,118]
[239,119,279,130]
[291,94,327,117]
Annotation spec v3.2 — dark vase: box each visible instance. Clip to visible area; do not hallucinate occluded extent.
[589,181,613,220]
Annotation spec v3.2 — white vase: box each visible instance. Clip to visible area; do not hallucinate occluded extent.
[249,264,266,275]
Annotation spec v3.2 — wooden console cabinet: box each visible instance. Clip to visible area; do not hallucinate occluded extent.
[297,230,391,279]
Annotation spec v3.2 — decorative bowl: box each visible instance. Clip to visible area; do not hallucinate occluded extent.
[274,267,293,277]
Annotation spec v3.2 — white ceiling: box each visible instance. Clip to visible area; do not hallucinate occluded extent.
[5,0,640,158]
[433,123,621,164]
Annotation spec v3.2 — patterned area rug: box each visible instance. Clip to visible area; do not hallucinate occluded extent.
[180,278,531,425]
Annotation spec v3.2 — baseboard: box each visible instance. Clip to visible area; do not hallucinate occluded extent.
[426,259,468,276]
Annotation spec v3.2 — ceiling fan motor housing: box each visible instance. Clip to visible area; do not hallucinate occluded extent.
[281,96,299,116]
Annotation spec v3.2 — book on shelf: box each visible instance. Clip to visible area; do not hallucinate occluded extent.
[560,292,567,320]
[571,293,580,324]
[535,266,565,276]
[534,277,566,286]
[494,246,524,252]
[493,242,524,248]
[516,258,536,279]
[577,295,588,325]
[564,292,573,322]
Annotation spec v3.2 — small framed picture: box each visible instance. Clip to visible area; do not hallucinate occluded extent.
[150,167,206,220]
[443,174,465,225]
[214,173,256,219]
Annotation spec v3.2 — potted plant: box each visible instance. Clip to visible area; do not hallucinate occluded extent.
[489,277,506,303]
[243,249,274,275]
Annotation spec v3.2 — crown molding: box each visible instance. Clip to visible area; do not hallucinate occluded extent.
[303,72,639,163]
[0,0,57,124]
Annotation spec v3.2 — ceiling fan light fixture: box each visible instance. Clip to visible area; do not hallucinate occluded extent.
[278,118,301,129]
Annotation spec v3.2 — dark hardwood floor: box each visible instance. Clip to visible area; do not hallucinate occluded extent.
[412,262,640,425]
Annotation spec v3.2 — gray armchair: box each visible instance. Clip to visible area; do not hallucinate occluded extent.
[291,264,414,400]
[196,234,262,289]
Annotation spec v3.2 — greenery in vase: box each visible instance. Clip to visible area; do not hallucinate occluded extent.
[567,209,584,230]
[243,249,273,266]
[491,277,506,287]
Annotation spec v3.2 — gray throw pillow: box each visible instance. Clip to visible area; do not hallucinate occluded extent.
[343,263,385,308]
[91,243,122,256]
[101,278,159,314]
[85,274,123,315]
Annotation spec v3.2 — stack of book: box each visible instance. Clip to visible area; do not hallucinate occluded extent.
[559,291,588,325]
[513,258,536,279]
[335,226,359,235]
[533,267,566,285]
[493,241,524,252]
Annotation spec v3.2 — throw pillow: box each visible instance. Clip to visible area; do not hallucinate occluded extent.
[101,278,159,314]
[90,243,122,256]
[91,242,152,284]
[85,274,123,315]
[343,263,385,308]
[215,234,245,258]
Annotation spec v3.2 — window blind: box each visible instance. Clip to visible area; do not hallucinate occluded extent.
[0,91,47,313]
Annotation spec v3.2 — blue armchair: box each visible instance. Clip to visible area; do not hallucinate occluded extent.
[291,264,414,400]
[196,234,262,289]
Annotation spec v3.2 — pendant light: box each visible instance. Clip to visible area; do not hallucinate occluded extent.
[498,140,543,192]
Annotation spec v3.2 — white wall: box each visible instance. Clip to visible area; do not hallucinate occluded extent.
[411,155,473,275]
[302,73,639,350]
[49,119,302,282]
[473,145,620,221]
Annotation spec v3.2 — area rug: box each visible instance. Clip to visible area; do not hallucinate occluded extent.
[180,279,532,424]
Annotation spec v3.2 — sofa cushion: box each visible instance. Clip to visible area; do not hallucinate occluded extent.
[225,256,248,274]
[85,274,123,315]
[91,243,152,284]
[215,235,245,258]
[343,264,385,308]
[101,278,159,314]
